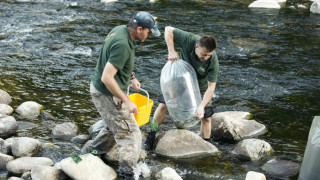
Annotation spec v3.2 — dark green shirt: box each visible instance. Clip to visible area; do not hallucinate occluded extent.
[173,28,219,91]
[91,25,135,96]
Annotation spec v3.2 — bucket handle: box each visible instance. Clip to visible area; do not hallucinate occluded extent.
[127,85,150,107]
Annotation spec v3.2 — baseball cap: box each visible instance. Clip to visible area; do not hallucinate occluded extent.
[134,11,161,37]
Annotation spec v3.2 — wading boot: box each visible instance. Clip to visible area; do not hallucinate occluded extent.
[144,131,156,151]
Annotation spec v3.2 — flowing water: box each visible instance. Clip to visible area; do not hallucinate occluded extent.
[0,0,320,179]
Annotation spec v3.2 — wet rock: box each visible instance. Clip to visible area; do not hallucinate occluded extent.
[15,101,43,118]
[59,153,117,180]
[155,167,183,180]
[261,159,300,178]
[0,104,14,115]
[21,171,31,180]
[101,0,118,4]
[0,89,12,105]
[245,171,266,180]
[3,137,19,155]
[11,137,44,157]
[6,157,54,175]
[232,139,272,161]
[17,121,38,130]
[0,153,14,170]
[0,115,18,138]
[0,138,7,154]
[41,110,57,121]
[154,129,219,158]
[52,122,78,141]
[71,134,90,144]
[103,143,147,163]
[248,0,281,9]
[0,33,9,40]
[212,111,267,142]
[311,0,320,14]
[31,165,63,180]
[7,177,23,180]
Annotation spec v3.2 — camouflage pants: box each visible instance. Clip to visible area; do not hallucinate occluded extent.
[86,82,142,169]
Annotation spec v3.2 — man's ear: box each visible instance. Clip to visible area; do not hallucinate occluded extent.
[137,26,143,33]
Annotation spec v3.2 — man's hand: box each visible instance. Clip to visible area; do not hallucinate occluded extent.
[131,78,140,90]
[125,100,138,114]
[195,107,204,119]
[168,50,179,61]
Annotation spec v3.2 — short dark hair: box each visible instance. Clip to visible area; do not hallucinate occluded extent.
[198,35,217,52]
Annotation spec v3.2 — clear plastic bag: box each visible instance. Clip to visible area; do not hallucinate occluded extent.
[160,60,202,128]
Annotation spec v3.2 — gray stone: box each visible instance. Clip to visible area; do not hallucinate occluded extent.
[310,0,320,14]
[11,137,44,157]
[52,122,78,141]
[212,111,267,142]
[71,134,90,144]
[0,104,14,115]
[248,0,281,9]
[261,159,300,177]
[0,115,18,138]
[0,89,12,105]
[6,157,54,175]
[155,167,183,180]
[0,153,14,170]
[15,101,43,118]
[155,129,219,158]
[60,153,117,180]
[232,139,272,161]
[245,171,266,180]
[31,165,62,180]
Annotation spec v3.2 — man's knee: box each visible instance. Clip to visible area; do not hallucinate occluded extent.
[158,103,168,112]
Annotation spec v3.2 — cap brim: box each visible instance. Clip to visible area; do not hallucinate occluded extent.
[150,27,161,37]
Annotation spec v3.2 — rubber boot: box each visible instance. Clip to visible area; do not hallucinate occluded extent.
[144,131,156,151]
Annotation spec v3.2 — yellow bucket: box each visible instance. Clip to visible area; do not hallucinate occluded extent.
[128,86,153,126]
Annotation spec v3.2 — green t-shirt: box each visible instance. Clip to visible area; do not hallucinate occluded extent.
[173,28,219,91]
[91,25,135,96]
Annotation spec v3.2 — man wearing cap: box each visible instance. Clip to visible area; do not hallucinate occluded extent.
[145,26,219,151]
[82,11,160,179]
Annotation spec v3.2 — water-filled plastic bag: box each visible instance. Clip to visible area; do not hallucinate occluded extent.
[160,60,202,128]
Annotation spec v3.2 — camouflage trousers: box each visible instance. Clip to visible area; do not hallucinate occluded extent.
[85,82,142,170]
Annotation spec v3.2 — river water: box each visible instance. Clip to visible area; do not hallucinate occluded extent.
[0,0,319,179]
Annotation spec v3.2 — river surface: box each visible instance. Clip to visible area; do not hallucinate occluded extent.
[0,0,320,179]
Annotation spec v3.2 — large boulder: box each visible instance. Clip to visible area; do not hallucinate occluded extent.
[310,0,320,14]
[211,111,267,142]
[0,115,18,138]
[248,0,281,9]
[6,157,54,175]
[232,138,272,160]
[59,153,117,180]
[0,89,12,105]
[245,171,266,180]
[31,165,64,180]
[0,153,14,170]
[155,167,183,180]
[0,104,14,115]
[11,137,44,157]
[103,143,147,163]
[261,159,300,178]
[155,129,219,158]
[15,101,43,118]
[52,122,78,141]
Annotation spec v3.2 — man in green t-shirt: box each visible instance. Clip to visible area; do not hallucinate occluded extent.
[145,26,219,151]
[82,11,160,180]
